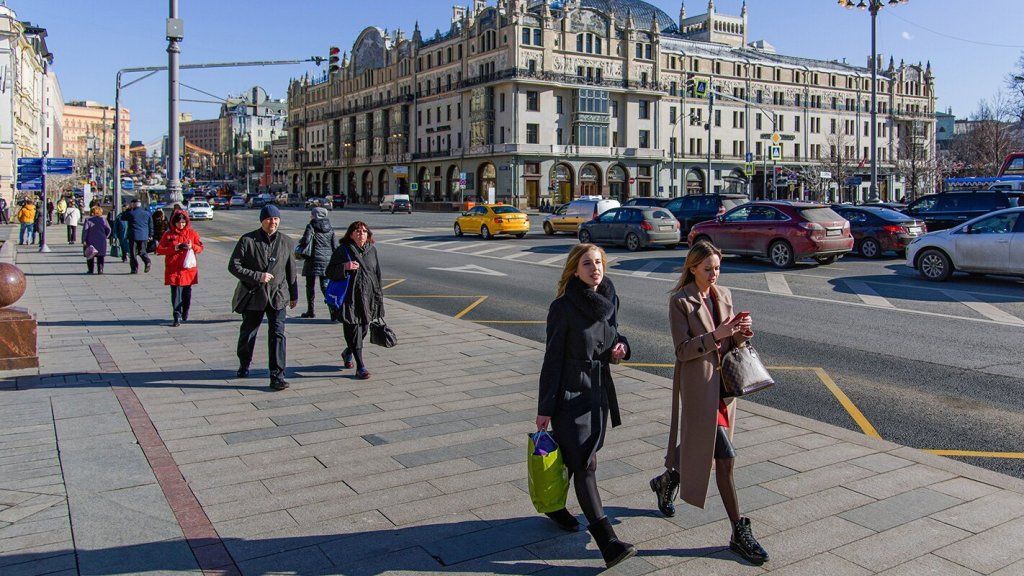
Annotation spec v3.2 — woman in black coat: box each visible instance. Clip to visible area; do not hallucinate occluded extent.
[325,220,383,379]
[299,207,338,319]
[536,243,635,569]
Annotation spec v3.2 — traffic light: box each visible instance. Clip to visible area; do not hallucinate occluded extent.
[328,47,340,74]
[685,73,695,97]
[684,73,709,99]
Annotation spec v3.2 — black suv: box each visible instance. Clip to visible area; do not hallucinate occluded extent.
[622,197,669,208]
[664,194,749,235]
[391,199,412,214]
[902,191,1022,231]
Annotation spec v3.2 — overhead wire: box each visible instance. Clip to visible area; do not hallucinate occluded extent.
[887,12,1024,49]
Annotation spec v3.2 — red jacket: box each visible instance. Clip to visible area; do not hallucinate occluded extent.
[155,212,204,286]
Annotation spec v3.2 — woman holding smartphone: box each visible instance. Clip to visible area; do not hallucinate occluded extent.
[155,210,204,326]
[649,241,769,566]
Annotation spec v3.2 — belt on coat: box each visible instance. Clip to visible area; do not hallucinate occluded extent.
[568,358,622,428]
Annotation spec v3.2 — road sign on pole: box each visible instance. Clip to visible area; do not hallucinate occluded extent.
[44,158,74,173]
[745,152,754,163]
[769,146,783,161]
[771,133,781,144]
[744,163,755,177]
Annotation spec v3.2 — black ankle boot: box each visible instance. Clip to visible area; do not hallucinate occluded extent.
[730,517,769,565]
[587,517,636,568]
[650,469,679,517]
[544,508,580,532]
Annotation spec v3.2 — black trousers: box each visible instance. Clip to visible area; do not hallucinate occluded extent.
[568,455,605,523]
[67,225,77,243]
[86,256,105,274]
[170,286,192,320]
[342,322,368,370]
[304,275,329,313]
[237,305,287,379]
[129,239,151,272]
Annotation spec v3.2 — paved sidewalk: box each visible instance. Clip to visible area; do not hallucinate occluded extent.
[2,225,1024,575]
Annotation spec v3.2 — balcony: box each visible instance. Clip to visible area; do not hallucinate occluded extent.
[412,149,452,161]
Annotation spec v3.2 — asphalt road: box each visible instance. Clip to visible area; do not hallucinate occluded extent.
[194,204,1024,478]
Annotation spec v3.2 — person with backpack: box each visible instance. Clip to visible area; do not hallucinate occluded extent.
[297,207,338,319]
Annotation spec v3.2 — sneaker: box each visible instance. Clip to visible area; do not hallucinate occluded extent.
[236,366,249,378]
[342,350,354,369]
[300,311,315,319]
[270,378,290,391]
[650,469,680,517]
[356,369,370,380]
[144,262,151,273]
[171,319,180,327]
[730,518,769,565]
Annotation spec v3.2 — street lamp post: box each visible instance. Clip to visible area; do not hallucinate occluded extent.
[841,0,909,203]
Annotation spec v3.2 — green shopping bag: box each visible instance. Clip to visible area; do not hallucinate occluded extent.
[527,431,569,514]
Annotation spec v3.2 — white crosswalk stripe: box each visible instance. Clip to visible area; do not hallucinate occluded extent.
[444,243,488,252]
[467,245,513,256]
[501,251,532,260]
[537,254,567,265]
[765,273,793,295]
[632,260,664,278]
[845,280,895,308]
[942,290,1024,326]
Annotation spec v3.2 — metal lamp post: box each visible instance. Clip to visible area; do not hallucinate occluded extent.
[841,0,909,203]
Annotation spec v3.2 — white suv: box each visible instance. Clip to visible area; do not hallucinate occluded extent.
[907,207,1024,281]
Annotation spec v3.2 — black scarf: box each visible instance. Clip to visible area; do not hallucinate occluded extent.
[566,275,616,322]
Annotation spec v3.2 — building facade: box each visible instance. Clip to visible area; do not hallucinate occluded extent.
[62,101,131,187]
[286,0,937,206]
[219,86,287,179]
[180,117,220,158]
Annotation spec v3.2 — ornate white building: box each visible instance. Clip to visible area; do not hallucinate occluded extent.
[287,0,937,206]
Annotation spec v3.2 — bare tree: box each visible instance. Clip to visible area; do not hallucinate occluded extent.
[806,131,857,203]
[1007,52,1024,126]
[893,120,935,201]
[952,92,1019,176]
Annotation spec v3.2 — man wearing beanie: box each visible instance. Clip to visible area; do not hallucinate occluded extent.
[228,204,298,390]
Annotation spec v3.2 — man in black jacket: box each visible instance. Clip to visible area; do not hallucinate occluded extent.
[228,205,298,390]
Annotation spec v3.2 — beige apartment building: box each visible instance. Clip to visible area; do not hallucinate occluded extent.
[62,101,130,180]
[286,0,937,207]
[180,117,221,157]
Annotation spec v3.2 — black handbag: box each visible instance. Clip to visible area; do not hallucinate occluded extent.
[369,319,397,348]
[719,344,775,398]
[146,239,157,253]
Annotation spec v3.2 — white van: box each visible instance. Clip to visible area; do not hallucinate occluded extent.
[379,194,411,211]
[542,196,621,235]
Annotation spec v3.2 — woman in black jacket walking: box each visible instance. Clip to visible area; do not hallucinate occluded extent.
[299,207,338,319]
[536,243,635,569]
[325,221,383,379]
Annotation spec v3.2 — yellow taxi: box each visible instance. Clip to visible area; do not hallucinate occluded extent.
[454,204,530,239]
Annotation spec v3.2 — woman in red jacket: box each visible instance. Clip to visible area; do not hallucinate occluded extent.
[155,211,204,326]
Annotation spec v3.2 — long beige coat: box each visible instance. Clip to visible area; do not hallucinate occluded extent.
[666,282,751,508]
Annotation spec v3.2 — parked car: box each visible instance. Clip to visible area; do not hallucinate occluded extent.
[831,205,926,258]
[187,201,214,221]
[902,190,1021,231]
[866,201,908,212]
[906,207,1024,282]
[390,198,413,214]
[688,201,854,268]
[621,197,669,208]
[209,196,229,210]
[454,204,529,239]
[663,193,748,235]
[304,197,332,210]
[380,194,410,211]
[229,196,247,209]
[542,196,620,235]
[332,194,347,209]
[578,206,680,251]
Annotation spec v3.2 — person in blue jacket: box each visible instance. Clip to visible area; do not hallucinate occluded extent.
[123,199,153,273]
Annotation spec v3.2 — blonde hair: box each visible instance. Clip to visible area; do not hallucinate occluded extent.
[90,206,103,216]
[556,243,607,298]
[672,240,723,293]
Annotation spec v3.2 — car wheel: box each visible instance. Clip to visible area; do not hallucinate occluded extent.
[918,249,953,281]
[579,229,592,244]
[514,232,527,239]
[814,255,838,265]
[859,237,881,259]
[769,240,795,269]
[543,222,554,235]
[454,223,463,237]
[626,233,642,252]
[481,225,492,240]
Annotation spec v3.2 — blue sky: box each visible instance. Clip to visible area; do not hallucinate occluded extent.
[17,0,1024,143]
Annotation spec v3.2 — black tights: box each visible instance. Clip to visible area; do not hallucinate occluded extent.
[569,456,605,523]
[342,323,368,371]
[715,457,740,524]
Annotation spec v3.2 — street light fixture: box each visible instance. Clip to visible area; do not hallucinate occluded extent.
[840,0,909,203]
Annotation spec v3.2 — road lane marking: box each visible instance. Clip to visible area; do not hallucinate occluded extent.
[468,245,514,256]
[443,243,488,252]
[427,264,506,277]
[811,367,881,439]
[633,260,664,278]
[942,290,1024,326]
[473,320,547,324]
[374,237,412,244]
[765,273,793,295]
[381,279,406,290]
[501,251,532,260]
[398,240,428,247]
[455,296,488,319]
[538,254,568,265]
[925,450,1024,460]
[845,280,896,309]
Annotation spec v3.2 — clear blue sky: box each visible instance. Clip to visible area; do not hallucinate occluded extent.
[17,0,1024,143]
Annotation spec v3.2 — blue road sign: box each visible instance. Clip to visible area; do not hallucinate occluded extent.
[17,178,43,191]
[122,179,135,190]
[17,157,42,167]
[45,158,73,174]
[845,176,863,186]
[745,152,754,163]
[17,165,42,177]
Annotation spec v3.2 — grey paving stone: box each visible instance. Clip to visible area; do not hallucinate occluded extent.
[758,516,874,569]
[840,487,963,532]
[426,516,566,565]
[929,477,1002,502]
[288,481,442,526]
[52,412,132,440]
[50,391,123,420]
[844,464,956,500]
[59,443,156,496]
[848,452,915,474]
[761,462,875,499]
[468,446,523,468]
[268,403,380,426]
[762,553,871,576]
[747,486,874,532]
[834,517,971,572]
[235,543,336,575]
[733,461,798,489]
[400,405,506,427]
[929,490,1024,533]
[221,418,346,445]
[876,553,983,576]
[250,389,357,410]
[0,551,77,576]
[362,419,478,447]
[393,437,515,468]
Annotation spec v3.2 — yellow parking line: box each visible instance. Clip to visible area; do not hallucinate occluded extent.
[473,320,547,324]
[925,450,1024,460]
[382,279,406,290]
[387,295,479,299]
[812,367,881,439]
[455,296,488,319]
[622,362,674,368]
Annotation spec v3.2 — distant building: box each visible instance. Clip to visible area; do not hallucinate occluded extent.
[180,118,221,162]
[218,86,287,178]
[62,101,131,185]
[935,108,954,152]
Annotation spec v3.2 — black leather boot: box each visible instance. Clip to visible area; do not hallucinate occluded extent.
[587,517,636,568]
[730,517,769,565]
[544,508,580,532]
[650,469,679,517]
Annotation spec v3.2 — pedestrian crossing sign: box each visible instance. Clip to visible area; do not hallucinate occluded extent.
[744,162,754,177]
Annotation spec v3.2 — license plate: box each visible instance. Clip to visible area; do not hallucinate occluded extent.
[659,225,673,231]
[908,227,921,234]
[825,229,841,237]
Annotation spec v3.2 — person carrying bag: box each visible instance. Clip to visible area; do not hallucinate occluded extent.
[325,221,383,380]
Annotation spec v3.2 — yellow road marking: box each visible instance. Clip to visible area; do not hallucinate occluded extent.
[382,279,406,290]
[386,295,483,299]
[809,367,881,438]
[925,450,1024,460]
[455,296,488,319]
[473,320,547,324]
[622,362,674,368]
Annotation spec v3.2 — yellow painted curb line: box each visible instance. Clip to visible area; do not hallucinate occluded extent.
[925,450,1024,460]
[382,279,406,290]
[455,296,488,319]
[811,367,881,439]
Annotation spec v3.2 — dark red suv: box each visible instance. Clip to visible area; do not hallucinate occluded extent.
[688,201,854,268]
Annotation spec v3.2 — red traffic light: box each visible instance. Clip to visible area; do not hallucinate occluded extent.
[329,46,340,73]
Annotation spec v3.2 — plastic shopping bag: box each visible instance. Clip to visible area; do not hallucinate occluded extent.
[527,431,569,514]
[183,248,197,270]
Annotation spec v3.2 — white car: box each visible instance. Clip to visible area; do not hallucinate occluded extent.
[906,206,1024,281]
[187,201,214,221]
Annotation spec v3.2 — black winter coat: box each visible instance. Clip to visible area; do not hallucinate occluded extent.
[228,229,299,312]
[299,218,337,277]
[325,241,383,325]
[538,276,630,472]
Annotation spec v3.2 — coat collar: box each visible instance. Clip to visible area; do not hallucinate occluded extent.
[682,282,725,334]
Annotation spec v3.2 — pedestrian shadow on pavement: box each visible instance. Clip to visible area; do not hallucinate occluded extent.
[0,511,747,575]
[5,369,276,392]
[39,318,236,327]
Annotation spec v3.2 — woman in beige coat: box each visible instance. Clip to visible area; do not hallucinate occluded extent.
[649,241,769,565]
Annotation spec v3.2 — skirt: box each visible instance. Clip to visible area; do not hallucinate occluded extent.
[714,425,737,460]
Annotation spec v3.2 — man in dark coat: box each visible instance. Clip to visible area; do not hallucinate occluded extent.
[228,204,298,390]
[124,199,153,273]
[298,207,337,319]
